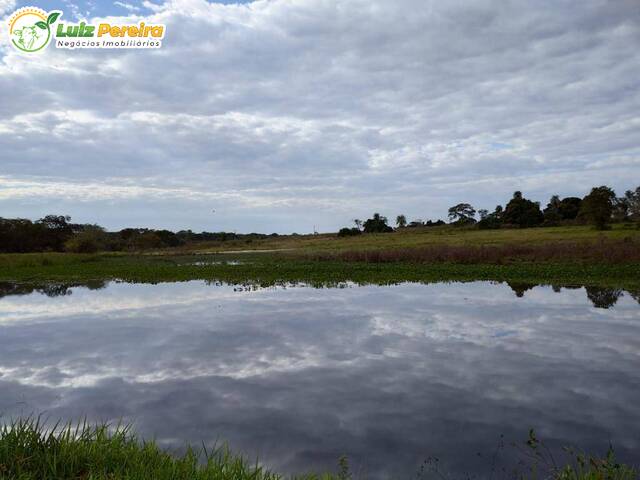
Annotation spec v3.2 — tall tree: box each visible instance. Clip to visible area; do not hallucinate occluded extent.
[363,213,393,233]
[557,197,582,220]
[579,186,616,230]
[447,203,476,224]
[543,195,562,223]
[503,192,544,227]
[396,214,407,228]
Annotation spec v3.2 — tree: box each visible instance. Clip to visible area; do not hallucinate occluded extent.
[31,214,74,251]
[543,195,562,224]
[353,219,363,231]
[478,209,489,220]
[477,210,502,229]
[557,197,582,220]
[130,231,164,250]
[447,203,476,224]
[579,186,616,230]
[396,214,407,228]
[0,218,39,252]
[585,286,622,309]
[155,229,184,247]
[503,192,544,228]
[507,282,536,298]
[426,219,446,227]
[363,213,393,233]
[543,195,582,224]
[37,214,71,231]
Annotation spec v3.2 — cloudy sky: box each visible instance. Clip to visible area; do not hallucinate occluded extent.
[1,0,639,233]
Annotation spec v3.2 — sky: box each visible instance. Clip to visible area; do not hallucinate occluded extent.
[0,0,639,233]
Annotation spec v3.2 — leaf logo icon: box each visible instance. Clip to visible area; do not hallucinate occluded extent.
[8,7,62,53]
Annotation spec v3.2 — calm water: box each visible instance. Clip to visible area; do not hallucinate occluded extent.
[0,281,638,477]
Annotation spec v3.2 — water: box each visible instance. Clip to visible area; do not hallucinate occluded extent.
[0,280,638,478]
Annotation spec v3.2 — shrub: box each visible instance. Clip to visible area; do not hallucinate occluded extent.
[65,226,109,253]
[477,216,501,229]
[338,227,362,237]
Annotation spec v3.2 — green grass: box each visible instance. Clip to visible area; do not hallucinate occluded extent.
[1,225,639,289]
[0,252,639,290]
[0,418,331,480]
[0,419,636,480]
[182,224,640,254]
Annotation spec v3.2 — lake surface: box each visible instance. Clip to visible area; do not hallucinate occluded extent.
[0,280,638,478]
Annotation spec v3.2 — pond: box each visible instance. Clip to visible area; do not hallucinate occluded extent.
[0,280,638,478]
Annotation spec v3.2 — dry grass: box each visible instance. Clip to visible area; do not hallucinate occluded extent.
[304,237,640,265]
[182,224,640,255]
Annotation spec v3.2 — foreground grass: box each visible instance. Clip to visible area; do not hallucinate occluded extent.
[0,418,327,480]
[0,419,636,480]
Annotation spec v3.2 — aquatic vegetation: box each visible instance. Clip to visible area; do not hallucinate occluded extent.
[0,250,639,291]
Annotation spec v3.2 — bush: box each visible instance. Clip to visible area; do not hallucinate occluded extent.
[338,227,362,237]
[477,216,501,229]
[65,226,109,253]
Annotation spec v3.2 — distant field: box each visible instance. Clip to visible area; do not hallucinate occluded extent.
[183,223,640,254]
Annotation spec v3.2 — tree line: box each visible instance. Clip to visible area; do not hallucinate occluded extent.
[0,215,280,254]
[2,185,638,252]
[339,185,640,235]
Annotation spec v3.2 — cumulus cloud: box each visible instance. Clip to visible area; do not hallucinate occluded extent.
[0,0,639,231]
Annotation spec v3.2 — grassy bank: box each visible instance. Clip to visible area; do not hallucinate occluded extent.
[0,418,308,480]
[0,225,639,289]
[0,251,639,290]
[0,419,636,480]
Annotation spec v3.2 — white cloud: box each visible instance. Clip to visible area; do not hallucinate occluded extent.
[114,1,141,12]
[0,0,638,232]
[0,0,14,15]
